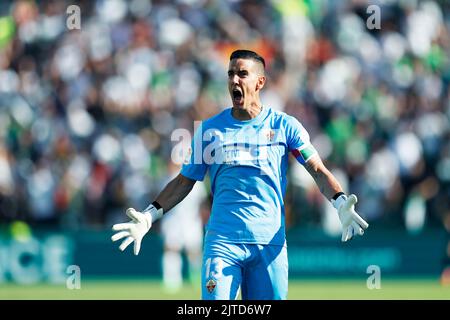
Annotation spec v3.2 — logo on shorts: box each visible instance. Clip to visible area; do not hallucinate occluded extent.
[206,278,216,293]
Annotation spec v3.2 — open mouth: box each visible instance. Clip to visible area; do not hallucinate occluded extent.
[232,89,243,104]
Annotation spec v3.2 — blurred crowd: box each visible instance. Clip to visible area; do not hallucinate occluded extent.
[0,0,449,237]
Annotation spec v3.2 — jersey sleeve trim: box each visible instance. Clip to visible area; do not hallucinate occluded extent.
[291,143,317,165]
[180,167,207,181]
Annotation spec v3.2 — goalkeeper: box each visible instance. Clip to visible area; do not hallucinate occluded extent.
[112,49,369,300]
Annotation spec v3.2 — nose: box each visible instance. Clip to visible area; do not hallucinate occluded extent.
[230,74,239,85]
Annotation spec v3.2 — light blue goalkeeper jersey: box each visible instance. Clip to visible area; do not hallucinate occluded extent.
[181,106,316,246]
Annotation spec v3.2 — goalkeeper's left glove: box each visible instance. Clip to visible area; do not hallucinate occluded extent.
[332,194,369,242]
[111,203,163,255]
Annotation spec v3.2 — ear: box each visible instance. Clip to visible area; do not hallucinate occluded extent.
[256,76,266,91]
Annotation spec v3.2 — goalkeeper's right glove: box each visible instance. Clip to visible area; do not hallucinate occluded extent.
[111,203,163,255]
[332,194,369,242]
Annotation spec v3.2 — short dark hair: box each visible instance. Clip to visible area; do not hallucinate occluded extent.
[230,49,265,69]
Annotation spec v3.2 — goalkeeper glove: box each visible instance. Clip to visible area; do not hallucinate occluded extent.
[332,194,369,242]
[111,203,163,255]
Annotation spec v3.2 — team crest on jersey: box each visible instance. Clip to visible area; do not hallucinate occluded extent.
[265,129,275,142]
[183,147,192,164]
[206,278,217,293]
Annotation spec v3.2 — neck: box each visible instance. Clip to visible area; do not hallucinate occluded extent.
[231,101,263,120]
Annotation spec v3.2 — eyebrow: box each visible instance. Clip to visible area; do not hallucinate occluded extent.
[227,69,249,76]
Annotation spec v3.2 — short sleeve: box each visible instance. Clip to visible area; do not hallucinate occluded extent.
[181,123,209,181]
[285,116,317,165]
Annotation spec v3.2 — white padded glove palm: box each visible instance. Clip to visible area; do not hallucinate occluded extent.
[333,194,369,242]
[111,208,153,255]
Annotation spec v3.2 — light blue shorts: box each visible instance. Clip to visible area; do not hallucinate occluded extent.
[201,240,288,300]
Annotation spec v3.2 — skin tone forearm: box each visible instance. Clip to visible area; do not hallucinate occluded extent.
[305,155,344,200]
[154,173,196,212]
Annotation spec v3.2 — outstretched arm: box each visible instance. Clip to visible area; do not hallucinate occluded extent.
[304,154,344,200]
[155,173,196,212]
[112,173,196,255]
[304,154,369,242]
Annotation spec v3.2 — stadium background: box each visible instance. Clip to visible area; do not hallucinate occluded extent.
[0,0,449,299]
